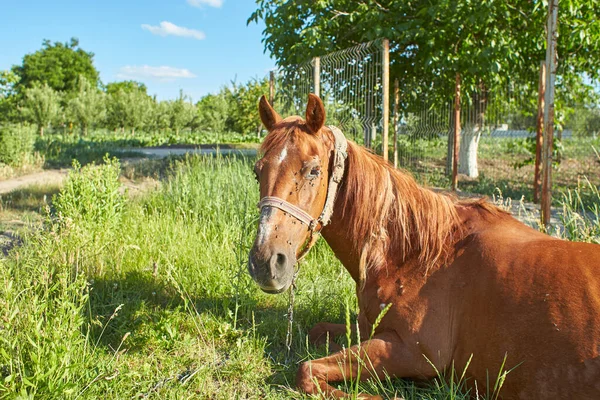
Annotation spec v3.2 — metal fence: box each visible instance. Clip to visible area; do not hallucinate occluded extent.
[276,39,385,148]
[274,39,600,207]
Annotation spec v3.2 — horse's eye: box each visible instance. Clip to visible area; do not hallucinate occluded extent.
[307,166,321,180]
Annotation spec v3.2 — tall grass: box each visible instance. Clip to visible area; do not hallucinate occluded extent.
[0,153,597,399]
[558,177,600,243]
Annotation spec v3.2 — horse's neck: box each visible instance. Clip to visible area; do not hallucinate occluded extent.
[320,145,460,285]
[321,205,364,283]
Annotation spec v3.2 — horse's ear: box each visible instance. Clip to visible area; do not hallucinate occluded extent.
[258,95,281,131]
[305,93,326,134]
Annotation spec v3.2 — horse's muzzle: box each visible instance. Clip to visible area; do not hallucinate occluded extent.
[247,248,296,294]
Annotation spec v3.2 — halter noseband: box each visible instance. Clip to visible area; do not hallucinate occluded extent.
[257,125,348,261]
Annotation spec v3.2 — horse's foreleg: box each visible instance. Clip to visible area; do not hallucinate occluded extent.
[309,322,360,352]
[297,331,427,399]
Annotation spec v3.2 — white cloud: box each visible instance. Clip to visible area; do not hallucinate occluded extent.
[141,21,206,40]
[187,0,223,8]
[117,66,197,82]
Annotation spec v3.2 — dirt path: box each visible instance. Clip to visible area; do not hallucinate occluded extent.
[0,148,258,195]
[123,147,257,158]
[0,169,69,195]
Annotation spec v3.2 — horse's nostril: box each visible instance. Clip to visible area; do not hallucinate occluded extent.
[276,253,287,268]
[269,253,288,279]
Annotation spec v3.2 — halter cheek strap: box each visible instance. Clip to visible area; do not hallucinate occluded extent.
[257,125,348,261]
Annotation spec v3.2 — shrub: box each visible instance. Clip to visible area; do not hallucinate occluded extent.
[53,156,124,229]
[0,124,36,166]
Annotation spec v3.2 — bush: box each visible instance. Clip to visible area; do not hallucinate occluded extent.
[53,155,124,230]
[0,124,36,166]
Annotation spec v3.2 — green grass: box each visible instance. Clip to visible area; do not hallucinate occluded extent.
[0,126,262,179]
[0,153,598,399]
[393,135,600,208]
[29,129,261,170]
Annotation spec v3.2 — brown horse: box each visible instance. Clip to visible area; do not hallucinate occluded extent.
[247,94,600,399]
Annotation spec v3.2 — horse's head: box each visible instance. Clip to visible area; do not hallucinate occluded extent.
[248,94,344,294]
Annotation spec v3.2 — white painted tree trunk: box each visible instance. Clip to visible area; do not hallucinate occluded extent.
[458,125,482,178]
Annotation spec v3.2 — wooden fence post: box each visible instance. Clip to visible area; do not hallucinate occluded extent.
[269,70,275,105]
[452,74,461,191]
[382,38,390,161]
[393,78,399,168]
[534,62,546,204]
[313,57,320,97]
[541,0,558,226]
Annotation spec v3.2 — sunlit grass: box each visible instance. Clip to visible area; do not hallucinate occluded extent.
[0,153,597,399]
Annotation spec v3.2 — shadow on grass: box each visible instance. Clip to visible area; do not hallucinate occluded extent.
[35,137,145,168]
[458,174,534,202]
[0,184,60,213]
[84,268,349,390]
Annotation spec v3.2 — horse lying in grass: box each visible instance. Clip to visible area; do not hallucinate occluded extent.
[247,94,600,399]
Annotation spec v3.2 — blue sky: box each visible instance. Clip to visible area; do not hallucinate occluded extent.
[0,0,275,101]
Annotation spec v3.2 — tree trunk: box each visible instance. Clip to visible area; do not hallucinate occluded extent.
[458,83,487,178]
[556,128,562,163]
[39,126,44,137]
[458,125,481,177]
[446,112,455,176]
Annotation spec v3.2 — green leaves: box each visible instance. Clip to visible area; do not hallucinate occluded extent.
[22,83,62,136]
[105,87,152,134]
[251,0,600,106]
[12,37,99,94]
[67,76,106,135]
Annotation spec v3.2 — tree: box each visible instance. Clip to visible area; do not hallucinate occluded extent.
[250,0,600,175]
[105,81,147,96]
[251,0,599,95]
[0,70,21,123]
[13,38,99,94]
[67,76,106,135]
[196,93,229,132]
[167,90,196,134]
[105,88,151,134]
[0,70,19,99]
[226,77,270,136]
[22,83,62,136]
[146,100,171,133]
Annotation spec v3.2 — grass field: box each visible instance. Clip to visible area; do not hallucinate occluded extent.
[4,125,598,211]
[0,150,598,398]
[0,127,261,180]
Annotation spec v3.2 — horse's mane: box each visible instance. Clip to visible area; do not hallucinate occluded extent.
[339,140,511,283]
[261,120,507,284]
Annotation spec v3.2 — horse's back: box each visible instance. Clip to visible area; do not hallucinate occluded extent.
[456,216,600,398]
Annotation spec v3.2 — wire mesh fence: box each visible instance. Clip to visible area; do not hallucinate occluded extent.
[275,61,314,117]
[395,82,600,203]
[273,39,599,205]
[276,39,384,147]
